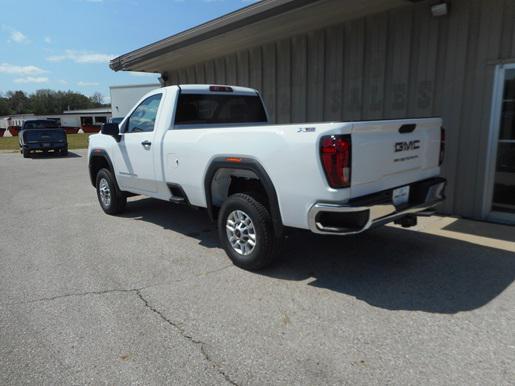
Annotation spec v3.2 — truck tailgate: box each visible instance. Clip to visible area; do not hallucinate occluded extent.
[350,118,442,197]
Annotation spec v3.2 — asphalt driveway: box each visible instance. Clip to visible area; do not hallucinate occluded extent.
[0,149,514,385]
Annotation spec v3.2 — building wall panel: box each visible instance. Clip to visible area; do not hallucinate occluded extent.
[324,25,344,121]
[409,5,439,118]
[236,50,249,87]
[277,39,292,123]
[262,42,277,123]
[438,0,469,213]
[384,6,412,119]
[215,57,226,84]
[362,12,388,120]
[205,60,216,83]
[307,30,325,122]
[343,18,366,121]
[249,47,263,96]
[291,35,308,123]
[195,63,205,84]
[225,54,237,85]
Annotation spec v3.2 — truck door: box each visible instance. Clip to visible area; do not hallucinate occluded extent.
[117,93,162,193]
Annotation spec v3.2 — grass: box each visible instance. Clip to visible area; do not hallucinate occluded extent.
[67,133,92,149]
[0,133,92,151]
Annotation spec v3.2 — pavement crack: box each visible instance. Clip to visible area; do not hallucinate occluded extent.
[1,264,233,307]
[1,288,140,307]
[135,289,238,386]
[195,264,233,278]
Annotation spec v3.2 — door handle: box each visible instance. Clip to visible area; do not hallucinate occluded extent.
[141,140,151,148]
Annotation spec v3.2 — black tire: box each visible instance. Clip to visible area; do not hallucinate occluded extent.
[218,193,280,270]
[22,149,30,158]
[61,148,68,157]
[95,168,126,215]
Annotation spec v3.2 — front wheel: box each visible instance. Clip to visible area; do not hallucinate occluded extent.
[22,149,30,158]
[218,193,280,270]
[95,168,126,215]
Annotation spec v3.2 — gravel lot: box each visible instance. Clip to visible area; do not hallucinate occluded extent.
[1,149,514,385]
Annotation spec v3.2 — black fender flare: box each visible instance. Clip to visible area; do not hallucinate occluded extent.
[204,157,283,237]
[88,149,118,188]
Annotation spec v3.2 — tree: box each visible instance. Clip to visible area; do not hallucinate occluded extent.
[30,89,59,114]
[0,97,11,115]
[90,92,104,106]
[0,89,105,115]
[6,91,31,114]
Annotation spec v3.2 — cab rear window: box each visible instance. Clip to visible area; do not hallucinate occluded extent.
[24,120,59,130]
[175,94,267,125]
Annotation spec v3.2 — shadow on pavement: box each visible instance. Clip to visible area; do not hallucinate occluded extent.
[122,198,515,314]
[121,198,218,248]
[28,151,82,159]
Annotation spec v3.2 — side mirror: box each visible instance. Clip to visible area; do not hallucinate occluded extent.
[101,123,120,141]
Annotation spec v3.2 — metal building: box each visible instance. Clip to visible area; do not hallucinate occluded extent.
[110,0,515,224]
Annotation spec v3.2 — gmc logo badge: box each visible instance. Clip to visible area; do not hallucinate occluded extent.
[395,140,420,153]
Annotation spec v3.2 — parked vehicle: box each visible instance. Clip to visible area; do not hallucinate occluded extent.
[88,85,446,270]
[20,128,68,158]
[19,120,67,158]
[109,117,124,125]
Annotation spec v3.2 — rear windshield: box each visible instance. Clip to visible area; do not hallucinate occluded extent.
[174,93,267,125]
[23,120,59,130]
[24,130,65,142]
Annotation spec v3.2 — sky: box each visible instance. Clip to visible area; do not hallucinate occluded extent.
[0,0,256,102]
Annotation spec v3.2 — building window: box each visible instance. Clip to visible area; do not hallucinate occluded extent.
[81,116,93,126]
[95,116,107,124]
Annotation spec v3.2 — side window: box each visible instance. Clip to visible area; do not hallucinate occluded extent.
[126,94,162,133]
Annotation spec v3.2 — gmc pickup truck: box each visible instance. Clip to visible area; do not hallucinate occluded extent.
[88,84,446,270]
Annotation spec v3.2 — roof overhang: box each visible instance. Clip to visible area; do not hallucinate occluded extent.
[111,0,422,74]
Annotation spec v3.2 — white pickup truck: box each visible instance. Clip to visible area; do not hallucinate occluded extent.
[88,84,446,270]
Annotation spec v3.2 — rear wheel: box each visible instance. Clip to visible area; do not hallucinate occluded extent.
[95,168,126,215]
[218,193,280,270]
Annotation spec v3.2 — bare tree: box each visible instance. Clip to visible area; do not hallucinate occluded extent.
[90,92,104,106]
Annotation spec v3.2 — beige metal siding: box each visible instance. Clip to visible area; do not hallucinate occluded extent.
[165,0,514,219]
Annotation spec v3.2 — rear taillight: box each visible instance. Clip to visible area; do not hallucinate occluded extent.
[320,135,351,188]
[439,127,445,165]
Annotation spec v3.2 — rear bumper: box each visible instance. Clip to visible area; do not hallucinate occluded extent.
[23,143,67,151]
[308,177,446,235]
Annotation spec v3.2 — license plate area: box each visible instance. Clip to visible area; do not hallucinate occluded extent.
[43,143,51,147]
[392,185,410,206]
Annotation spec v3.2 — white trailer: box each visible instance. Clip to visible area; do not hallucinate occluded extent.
[110,83,160,120]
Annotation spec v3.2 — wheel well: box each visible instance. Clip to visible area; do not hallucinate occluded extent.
[210,168,269,217]
[205,159,284,237]
[89,155,111,186]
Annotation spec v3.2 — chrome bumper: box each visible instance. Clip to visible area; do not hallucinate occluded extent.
[308,178,446,235]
